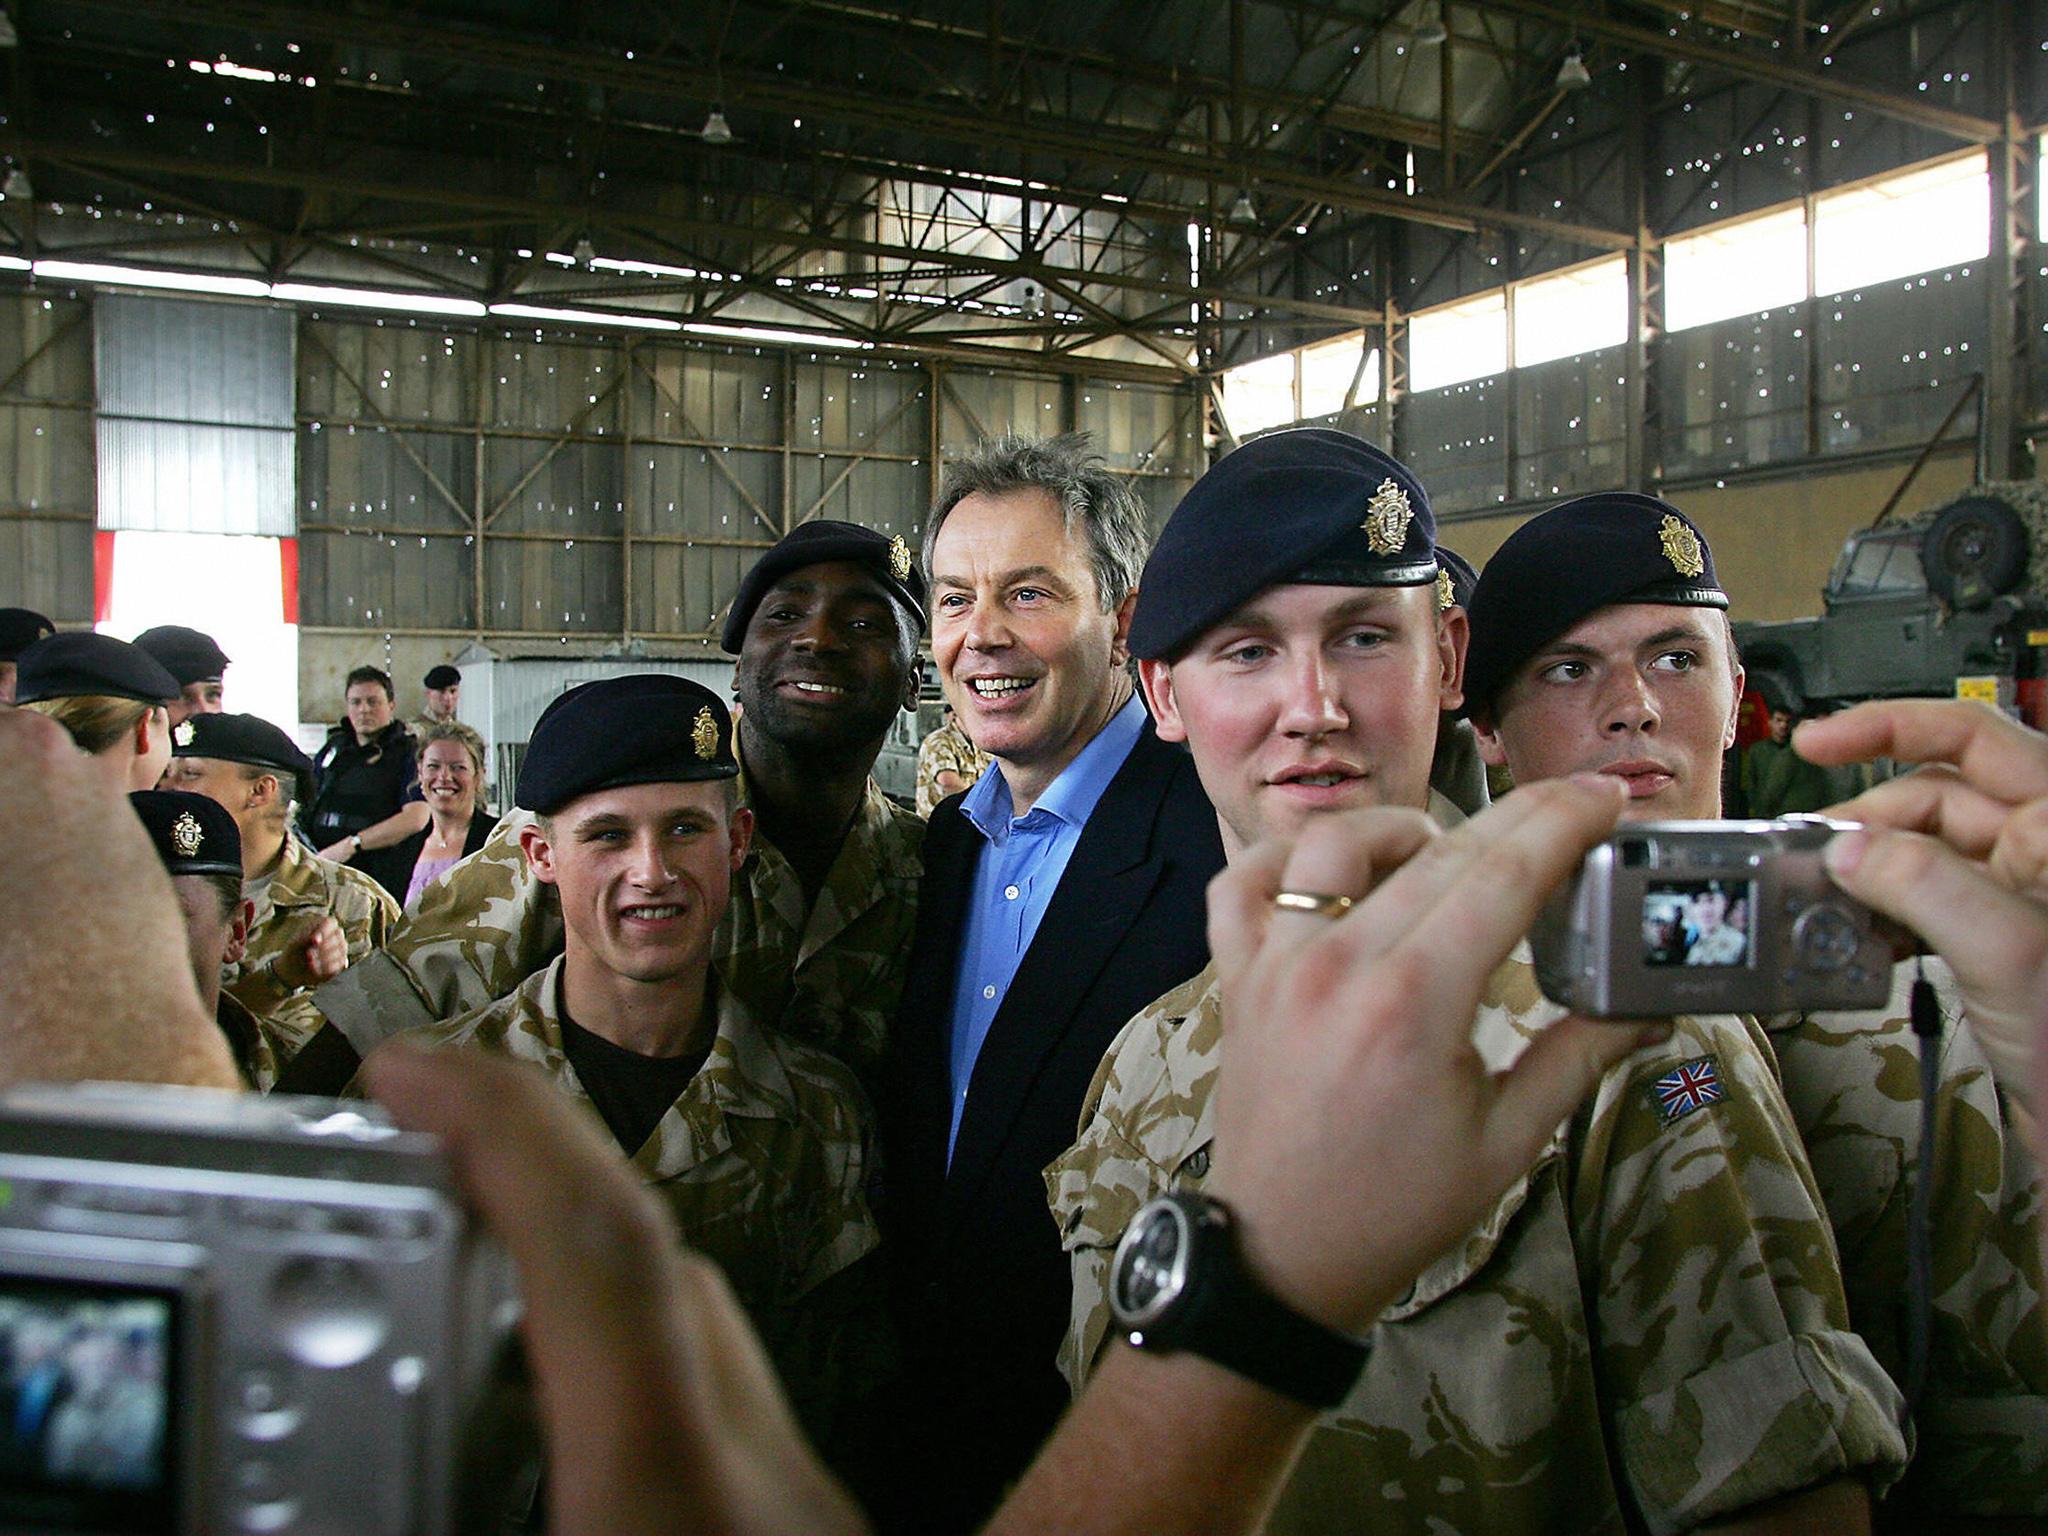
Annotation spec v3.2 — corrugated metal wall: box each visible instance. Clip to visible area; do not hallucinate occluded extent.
[0,295,93,619]
[95,295,295,536]
[299,323,1206,654]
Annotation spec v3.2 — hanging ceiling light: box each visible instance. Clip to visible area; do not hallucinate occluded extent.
[2,168,32,202]
[700,109,734,145]
[572,233,597,269]
[1415,6,1448,46]
[1228,189,1257,226]
[1556,43,1591,90]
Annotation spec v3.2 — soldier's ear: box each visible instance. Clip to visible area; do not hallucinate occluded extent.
[222,899,254,968]
[519,818,559,884]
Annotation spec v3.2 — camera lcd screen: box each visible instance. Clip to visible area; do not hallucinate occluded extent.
[1643,879,1754,969]
[0,1279,177,1533]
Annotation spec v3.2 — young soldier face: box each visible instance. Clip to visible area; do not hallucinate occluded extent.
[1141,583,1465,856]
[423,683,460,721]
[734,559,917,757]
[1474,603,1743,823]
[178,679,226,721]
[522,780,752,986]
[929,488,1135,785]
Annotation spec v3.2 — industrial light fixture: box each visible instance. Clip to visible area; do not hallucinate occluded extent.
[1556,42,1591,90]
[700,109,734,145]
[1415,6,1448,46]
[2,167,31,202]
[572,233,597,269]
[0,10,19,47]
[1228,189,1257,226]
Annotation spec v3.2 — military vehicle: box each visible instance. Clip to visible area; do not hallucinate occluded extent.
[1732,481,2048,717]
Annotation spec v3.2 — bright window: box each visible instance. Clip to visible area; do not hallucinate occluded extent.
[1300,335,1379,416]
[1664,207,1807,332]
[1514,256,1628,367]
[1409,291,1506,391]
[1813,151,1988,295]
[1218,351,1297,436]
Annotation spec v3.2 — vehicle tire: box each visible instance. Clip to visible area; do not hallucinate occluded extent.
[1922,495,2028,610]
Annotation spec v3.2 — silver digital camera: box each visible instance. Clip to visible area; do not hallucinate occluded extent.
[0,1084,522,1536]
[1529,816,1895,1018]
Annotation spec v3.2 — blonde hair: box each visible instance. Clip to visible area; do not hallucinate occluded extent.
[20,694,154,755]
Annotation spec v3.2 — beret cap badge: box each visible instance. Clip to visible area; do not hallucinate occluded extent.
[1659,514,1705,579]
[170,811,204,859]
[888,534,913,582]
[691,705,720,761]
[173,720,196,748]
[1435,570,1455,612]
[1363,478,1414,556]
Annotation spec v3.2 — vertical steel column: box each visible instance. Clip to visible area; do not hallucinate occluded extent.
[620,336,635,644]
[781,348,796,535]
[472,328,487,639]
[1983,0,2033,479]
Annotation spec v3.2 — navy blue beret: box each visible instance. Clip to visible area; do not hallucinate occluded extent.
[14,632,180,705]
[172,712,317,804]
[1463,491,1727,717]
[0,608,55,662]
[720,520,927,653]
[130,789,244,880]
[1129,428,1439,661]
[423,664,461,689]
[133,625,230,686]
[1436,545,1479,611]
[517,675,739,815]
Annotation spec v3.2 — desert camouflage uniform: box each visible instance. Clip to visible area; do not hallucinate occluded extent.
[371,954,886,1448]
[310,771,921,1092]
[1763,960,2048,1518]
[214,991,281,1091]
[1048,949,1909,1536]
[227,834,398,1066]
[915,718,990,817]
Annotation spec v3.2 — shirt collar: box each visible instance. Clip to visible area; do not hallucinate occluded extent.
[959,691,1147,841]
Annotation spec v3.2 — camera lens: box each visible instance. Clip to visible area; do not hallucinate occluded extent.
[1792,904,1860,972]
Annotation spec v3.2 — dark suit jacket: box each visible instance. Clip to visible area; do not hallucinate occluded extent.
[877,718,1224,1532]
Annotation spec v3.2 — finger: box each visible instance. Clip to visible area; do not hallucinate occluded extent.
[1825,766,2012,859]
[1344,776,1627,993]
[1825,826,2048,993]
[1988,797,2048,897]
[1270,807,1439,937]
[1481,1015,1663,1185]
[1206,837,1292,986]
[1796,698,2048,801]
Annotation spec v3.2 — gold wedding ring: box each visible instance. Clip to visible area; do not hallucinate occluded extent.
[1272,889,1355,919]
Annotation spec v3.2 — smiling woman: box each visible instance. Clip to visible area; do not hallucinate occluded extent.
[379,721,498,910]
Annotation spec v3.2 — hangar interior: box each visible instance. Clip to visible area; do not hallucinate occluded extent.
[0,0,2038,759]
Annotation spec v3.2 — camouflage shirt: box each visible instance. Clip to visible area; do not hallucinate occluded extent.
[1763,960,2048,1516]
[1048,952,1909,1535]
[228,833,398,1065]
[915,718,990,818]
[214,990,280,1092]
[311,770,923,1092]
[368,955,886,1442]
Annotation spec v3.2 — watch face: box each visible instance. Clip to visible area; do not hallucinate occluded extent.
[1112,1199,1190,1328]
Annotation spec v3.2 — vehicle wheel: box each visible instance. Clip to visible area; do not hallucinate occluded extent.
[1922,495,2028,610]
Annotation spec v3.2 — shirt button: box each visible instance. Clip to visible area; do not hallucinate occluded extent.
[1004,884,1020,900]
[982,985,997,1000]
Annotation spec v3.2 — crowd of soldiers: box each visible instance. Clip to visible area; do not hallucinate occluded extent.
[1,423,2046,1535]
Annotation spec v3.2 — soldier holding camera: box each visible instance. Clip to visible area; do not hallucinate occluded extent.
[1465,493,2047,1522]
[1046,430,1900,1533]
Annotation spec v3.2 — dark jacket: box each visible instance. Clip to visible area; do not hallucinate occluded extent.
[304,719,416,851]
[375,811,499,905]
[875,718,1224,1532]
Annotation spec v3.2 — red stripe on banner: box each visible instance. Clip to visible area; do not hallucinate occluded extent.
[279,536,299,625]
[93,531,117,623]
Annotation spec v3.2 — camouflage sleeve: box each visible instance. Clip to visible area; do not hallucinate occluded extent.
[1573,1013,1909,1531]
[312,810,563,1053]
[1772,961,2048,1514]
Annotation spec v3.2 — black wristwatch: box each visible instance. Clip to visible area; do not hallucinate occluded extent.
[1107,1190,1370,1409]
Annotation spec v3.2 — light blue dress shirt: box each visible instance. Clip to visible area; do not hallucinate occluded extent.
[943,692,1147,1162]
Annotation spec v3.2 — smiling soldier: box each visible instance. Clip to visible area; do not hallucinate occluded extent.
[362,675,884,1450]
[309,521,927,1095]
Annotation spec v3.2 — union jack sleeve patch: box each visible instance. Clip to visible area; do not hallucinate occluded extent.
[1648,1054,1725,1125]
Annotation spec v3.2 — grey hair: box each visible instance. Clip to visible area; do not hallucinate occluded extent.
[923,432,1151,613]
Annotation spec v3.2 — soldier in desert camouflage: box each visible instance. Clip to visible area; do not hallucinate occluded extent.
[361,674,884,1457]
[1045,432,1905,1534]
[312,521,928,1093]
[162,711,397,1066]
[1465,492,2047,1526]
